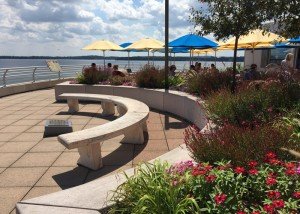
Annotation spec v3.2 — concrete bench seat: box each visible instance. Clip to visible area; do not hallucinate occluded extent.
[58,93,149,170]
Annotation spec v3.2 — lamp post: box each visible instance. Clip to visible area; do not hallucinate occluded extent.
[165,0,169,90]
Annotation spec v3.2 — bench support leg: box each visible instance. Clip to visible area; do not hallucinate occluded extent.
[117,105,127,116]
[101,102,115,116]
[142,121,148,132]
[121,124,144,144]
[77,143,103,170]
[67,99,79,113]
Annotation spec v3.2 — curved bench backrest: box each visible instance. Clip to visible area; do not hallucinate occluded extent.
[58,93,149,149]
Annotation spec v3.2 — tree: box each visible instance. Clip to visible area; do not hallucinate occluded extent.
[190,0,268,92]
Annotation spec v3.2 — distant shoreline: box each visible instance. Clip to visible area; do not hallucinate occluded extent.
[0,55,244,62]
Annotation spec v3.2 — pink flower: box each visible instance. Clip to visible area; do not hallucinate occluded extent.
[266,177,277,186]
[214,193,227,205]
[272,199,285,209]
[251,211,260,214]
[236,211,246,214]
[267,191,281,199]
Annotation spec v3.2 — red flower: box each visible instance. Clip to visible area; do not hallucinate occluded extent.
[252,211,260,214]
[285,162,296,169]
[234,166,245,174]
[272,199,285,209]
[265,152,277,160]
[266,177,277,186]
[292,191,300,199]
[204,164,213,171]
[285,169,296,176]
[236,211,246,214]
[263,204,274,213]
[205,174,216,183]
[214,193,227,205]
[248,161,258,168]
[248,168,258,175]
[269,159,281,165]
[267,191,281,199]
[192,169,206,176]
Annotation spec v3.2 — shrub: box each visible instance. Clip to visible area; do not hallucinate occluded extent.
[186,69,232,96]
[205,81,300,126]
[108,75,134,86]
[110,160,300,213]
[76,68,109,85]
[135,66,165,88]
[185,123,298,166]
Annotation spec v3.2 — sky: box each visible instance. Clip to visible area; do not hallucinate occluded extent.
[0,0,235,57]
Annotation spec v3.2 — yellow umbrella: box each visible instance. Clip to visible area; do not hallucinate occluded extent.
[222,29,286,63]
[82,40,123,67]
[125,38,164,65]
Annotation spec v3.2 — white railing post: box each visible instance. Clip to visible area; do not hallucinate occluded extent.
[32,67,37,82]
[3,69,8,87]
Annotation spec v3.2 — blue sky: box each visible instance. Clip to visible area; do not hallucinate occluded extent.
[0,0,235,57]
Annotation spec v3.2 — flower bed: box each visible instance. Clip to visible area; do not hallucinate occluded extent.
[110,158,300,213]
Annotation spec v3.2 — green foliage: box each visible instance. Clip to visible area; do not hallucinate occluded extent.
[185,123,297,167]
[110,161,200,214]
[111,160,300,213]
[163,74,186,88]
[186,70,232,97]
[108,75,134,86]
[76,73,86,84]
[135,66,165,88]
[205,81,300,126]
[282,111,300,144]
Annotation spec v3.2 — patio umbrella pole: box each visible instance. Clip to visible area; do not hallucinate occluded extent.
[164,0,169,90]
[103,50,106,68]
[189,48,192,66]
[148,50,150,65]
[128,51,130,68]
[214,49,217,66]
[252,47,255,64]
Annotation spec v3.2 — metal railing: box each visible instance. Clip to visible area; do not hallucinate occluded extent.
[0,64,85,87]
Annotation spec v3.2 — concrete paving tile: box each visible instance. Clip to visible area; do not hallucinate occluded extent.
[0,111,15,116]
[0,168,6,173]
[133,150,167,165]
[52,152,80,167]
[0,141,37,153]
[165,130,185,139]
[68,118,91,125]
[148,131,166,140]
[30,141,65,152]
[135,139,168,151]
[147,123,164,131]
[0,167,48,187]
[36,166,89,187]
[147,117,162,123]
[23,114,49,120]
[12,152,61,167]
[102,150,133,166]
[3,106,25,111]
[83,124,98,129]
[0,133,20,142]
[11,133,44,142]
[87,118,109,125]
[11,110,35,115]
[101,141,134,152]
[72,124,86,131]
[2,114,27,120]
[39,137,57,142]
[47,115,71,120]
[0,125,31,133]
[23,186,62,200]
[0,187,31,214]
[0,119,17,126]
[12,119,41,126]
[85,165,132,183]
[0,142,5,147]
[21,106,46,112]
[167,139,184,150]
[25,126,45,133]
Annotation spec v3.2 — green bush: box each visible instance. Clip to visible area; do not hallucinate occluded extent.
[135,66,165,88]
[110,160,300,213]
[108,75,134,86]
[186,69,232,96]
[205,81,300,126]
[185,123,298,167]
[76,69,109,85]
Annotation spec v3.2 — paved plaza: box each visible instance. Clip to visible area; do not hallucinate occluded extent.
[0,89,189,213]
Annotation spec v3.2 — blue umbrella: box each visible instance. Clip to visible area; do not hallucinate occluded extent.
[169,34,218,65]
[289,37,300,43]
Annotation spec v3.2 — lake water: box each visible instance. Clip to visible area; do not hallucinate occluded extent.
[0,59,243,86]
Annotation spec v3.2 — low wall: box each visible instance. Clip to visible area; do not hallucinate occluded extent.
[16,82,208,214]
[0,78,74,98]
[55,82,207,129]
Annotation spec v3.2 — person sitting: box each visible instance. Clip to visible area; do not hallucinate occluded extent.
[169,65,176,76]
[210,63,218,72]
[190,65,196,71]
[195,62,202,72]
[112,65,125,77]
[281,53,294,73]
[83,63,100,84]
[104,63,114,76]
[244,64,259,80]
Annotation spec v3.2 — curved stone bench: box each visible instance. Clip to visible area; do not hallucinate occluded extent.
[16,84,208,214]
[58,93,149,170]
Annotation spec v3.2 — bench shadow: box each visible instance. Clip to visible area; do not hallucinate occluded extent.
[56,111,119,120]
[52,134,148,190]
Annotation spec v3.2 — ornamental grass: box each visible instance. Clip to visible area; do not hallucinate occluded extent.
[110,158,300,213]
